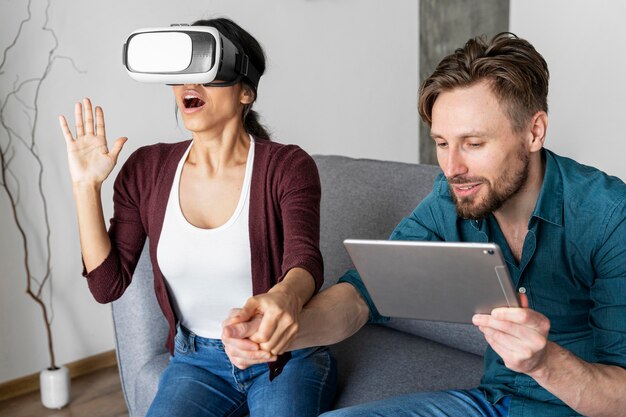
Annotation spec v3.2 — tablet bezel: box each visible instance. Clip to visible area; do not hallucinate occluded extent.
[343,239,520,323]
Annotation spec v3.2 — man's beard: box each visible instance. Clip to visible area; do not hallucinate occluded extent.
[449,148,530,220]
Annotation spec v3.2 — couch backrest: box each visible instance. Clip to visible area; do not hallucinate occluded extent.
[313,155,441,287]
[313,155,487,356]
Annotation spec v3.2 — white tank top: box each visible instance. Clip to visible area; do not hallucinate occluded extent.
[157,138,254,339]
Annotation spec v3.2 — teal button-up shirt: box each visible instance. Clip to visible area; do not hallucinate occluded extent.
[340,149,626,417]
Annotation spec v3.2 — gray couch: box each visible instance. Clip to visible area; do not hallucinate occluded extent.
[111,155,487,416]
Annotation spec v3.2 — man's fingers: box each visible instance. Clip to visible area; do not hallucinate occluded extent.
[228,354,277,370]
[475,314,547,350]
[519,293,529,308]
[491,307,548,334]
[474,314,523,338]
[222,335,259,351]
[223,343,277,370]
[479,325,522,352]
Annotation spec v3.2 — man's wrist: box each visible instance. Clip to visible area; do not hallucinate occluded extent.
[527,341,560,382]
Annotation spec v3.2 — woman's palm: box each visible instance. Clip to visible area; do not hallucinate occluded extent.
[59,98,127,185]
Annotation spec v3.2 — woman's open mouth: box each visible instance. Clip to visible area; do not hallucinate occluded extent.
[182,94,206,113]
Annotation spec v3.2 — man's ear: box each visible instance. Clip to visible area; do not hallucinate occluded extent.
[527,111,548,152]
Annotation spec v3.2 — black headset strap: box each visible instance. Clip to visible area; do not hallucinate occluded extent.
[235,53,261,91]
[202,54,260,90]
[202,76,241,88]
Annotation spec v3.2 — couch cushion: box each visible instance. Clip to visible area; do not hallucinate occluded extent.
[385,318,488,357]
[133,353,170,417]
[329,324,484,409]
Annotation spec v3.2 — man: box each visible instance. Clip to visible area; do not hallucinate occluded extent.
[222,33,626,417]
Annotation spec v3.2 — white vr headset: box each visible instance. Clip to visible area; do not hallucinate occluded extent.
[122,25,261,89]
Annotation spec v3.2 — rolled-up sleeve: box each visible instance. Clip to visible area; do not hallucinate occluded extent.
[338,269,390,324]
[590,197,626,368]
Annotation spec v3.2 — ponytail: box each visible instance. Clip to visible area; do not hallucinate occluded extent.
[243,107,271,140]
[241,81,271,140]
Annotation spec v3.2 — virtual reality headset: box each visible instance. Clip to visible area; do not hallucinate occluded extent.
[122,25,261,89]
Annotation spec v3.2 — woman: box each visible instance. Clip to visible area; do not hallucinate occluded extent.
[59,18,336,417]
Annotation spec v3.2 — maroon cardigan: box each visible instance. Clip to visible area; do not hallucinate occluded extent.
[84,138,324,379]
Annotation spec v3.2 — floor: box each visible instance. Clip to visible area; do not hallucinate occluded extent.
[0,366,129,417]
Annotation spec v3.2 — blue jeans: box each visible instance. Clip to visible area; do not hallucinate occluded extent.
[320,389,510,417]
[146,325,337,417]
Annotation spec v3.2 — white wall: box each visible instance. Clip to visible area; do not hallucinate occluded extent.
[3,0,623,385]
[510,0,626,181]
[0,0,419,383]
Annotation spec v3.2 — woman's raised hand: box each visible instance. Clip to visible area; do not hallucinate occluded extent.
[59,98,127,186]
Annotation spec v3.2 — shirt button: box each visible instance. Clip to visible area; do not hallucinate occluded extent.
[518,287,527,294]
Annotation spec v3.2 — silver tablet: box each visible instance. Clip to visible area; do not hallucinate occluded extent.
[343,239,520,323]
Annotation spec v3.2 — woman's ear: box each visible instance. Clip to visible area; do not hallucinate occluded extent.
[240,85,255,105]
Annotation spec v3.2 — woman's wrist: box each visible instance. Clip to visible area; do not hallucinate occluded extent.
[268,281,305,310]
[271,268,316,310]
[72,180,102,194]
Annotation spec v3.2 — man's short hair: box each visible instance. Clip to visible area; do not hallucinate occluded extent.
[418,32,549,132]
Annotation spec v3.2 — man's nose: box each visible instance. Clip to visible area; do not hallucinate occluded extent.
[442,148,468,179]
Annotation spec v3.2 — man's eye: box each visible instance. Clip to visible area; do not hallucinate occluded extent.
[436,142,448,148]
[467,143,482,148]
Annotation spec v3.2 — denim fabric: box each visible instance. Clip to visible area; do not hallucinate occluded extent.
[146,326,337,417]
[320,389,510,417]
[338,149,626,417]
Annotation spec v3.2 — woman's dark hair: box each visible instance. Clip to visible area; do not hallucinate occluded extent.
[192,17,271,140]
[418,32,549,132]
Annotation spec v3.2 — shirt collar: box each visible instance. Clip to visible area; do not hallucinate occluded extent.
[530,149,564,227]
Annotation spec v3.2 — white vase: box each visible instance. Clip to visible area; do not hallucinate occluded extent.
[40,366,70,409]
